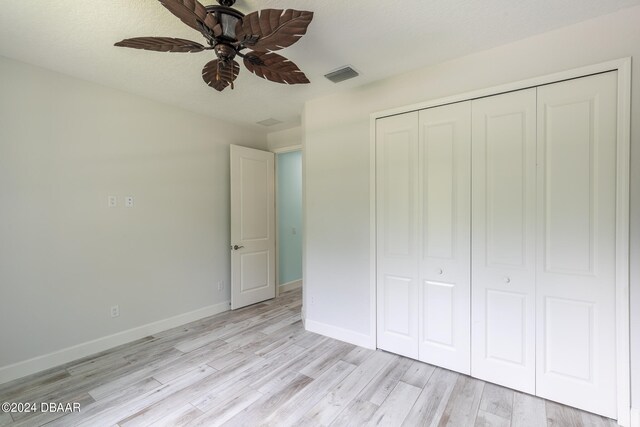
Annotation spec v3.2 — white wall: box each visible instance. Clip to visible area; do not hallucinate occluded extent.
[303,5,640,411]
[267,127,302,152]
[0,56,267,379]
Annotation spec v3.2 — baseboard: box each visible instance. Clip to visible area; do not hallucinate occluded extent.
[279,279,302,293]
[0,300,230,386]
[630,407,640,427]
[305,318,375,349]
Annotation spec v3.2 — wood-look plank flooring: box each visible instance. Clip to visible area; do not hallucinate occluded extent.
[0,289,618,427]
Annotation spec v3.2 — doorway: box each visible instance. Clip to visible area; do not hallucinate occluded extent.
[276,150,303,295]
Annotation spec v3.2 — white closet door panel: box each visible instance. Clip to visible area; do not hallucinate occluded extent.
[418,102,471,374]
[376,112,419,359]
[471,89,536,394]
[536,72,617,418]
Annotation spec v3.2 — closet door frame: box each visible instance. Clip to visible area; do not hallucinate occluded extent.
[369,57,631,426]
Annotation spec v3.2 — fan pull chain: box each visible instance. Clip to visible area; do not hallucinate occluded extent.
[215,60,234,89]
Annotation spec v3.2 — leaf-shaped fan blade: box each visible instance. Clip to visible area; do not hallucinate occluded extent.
[115,37,205,53]
[159,0,222,38]
[202,59,240,92]
[243,51,309,84]
[236,9,313,52]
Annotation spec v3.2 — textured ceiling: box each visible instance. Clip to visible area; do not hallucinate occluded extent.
[1,0,639,134]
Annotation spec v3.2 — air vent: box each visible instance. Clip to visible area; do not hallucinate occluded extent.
[324,66,359,83]
[257,118,283,127]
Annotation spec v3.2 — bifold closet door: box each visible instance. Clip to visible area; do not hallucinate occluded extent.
[376,111,419,359]
[535,72,618,418]
[471,88,537,394]
[418,102,471,374]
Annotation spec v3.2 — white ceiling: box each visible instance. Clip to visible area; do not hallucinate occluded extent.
[1,0,639,134]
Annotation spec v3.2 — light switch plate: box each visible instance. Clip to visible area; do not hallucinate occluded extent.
[108,196,117,208]
[110,305,120,318]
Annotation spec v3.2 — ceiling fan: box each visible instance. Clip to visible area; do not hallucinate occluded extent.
[115,0,314,92]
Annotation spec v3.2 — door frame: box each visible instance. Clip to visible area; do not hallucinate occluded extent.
[369,57,632,425]
[272,145,303,297]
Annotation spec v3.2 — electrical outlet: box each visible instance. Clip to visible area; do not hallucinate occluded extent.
[125,196,134,208]
[217,281,224,291]
[108,196,117,208]
[292,227,297,235]
[110,305,120,318]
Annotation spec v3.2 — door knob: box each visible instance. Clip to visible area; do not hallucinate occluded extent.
[232,245,245,250]
[504,277,511,284]
[437,268,444,275]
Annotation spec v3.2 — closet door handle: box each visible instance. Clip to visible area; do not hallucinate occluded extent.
[232,245,245,251]
[504,277,511,284]
[437,268,444,275]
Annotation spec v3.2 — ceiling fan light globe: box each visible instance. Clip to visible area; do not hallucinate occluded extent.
[206,5,244,42]
[221,14,241,39]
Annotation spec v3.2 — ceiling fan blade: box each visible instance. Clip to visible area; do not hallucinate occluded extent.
[236,9,313,52]
[115,37,205,53]
[202,59,240,91]
[243,51,309,84]
[158,0,222,38]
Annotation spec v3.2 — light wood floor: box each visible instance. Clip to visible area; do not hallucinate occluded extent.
[0,289,617,427]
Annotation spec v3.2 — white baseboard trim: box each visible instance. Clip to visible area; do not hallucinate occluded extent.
[0,301,230,386]
[630,407,640,427]
[279,279,302,293]
[305,319,375,349]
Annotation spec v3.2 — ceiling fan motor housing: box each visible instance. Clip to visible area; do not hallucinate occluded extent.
[214,43,237,61]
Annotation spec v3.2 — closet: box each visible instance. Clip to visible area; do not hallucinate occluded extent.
[375,71,619,419]
[376,102,471,373]
[470,88,537,394]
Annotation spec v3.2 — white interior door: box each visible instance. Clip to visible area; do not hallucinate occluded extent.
[535,72,618,418]
[418,102,471,374]
[230,145,276,310]
[471,89,537,394]
[376,112,420,359]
